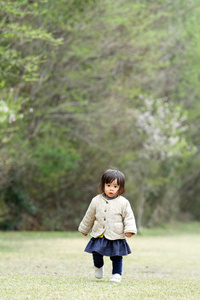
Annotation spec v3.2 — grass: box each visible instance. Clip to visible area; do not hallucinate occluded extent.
[0,222,200,299]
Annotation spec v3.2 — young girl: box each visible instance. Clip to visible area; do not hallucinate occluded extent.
[78,169,137,283]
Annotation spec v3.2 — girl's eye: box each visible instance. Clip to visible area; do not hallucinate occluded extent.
[114,186,119,188]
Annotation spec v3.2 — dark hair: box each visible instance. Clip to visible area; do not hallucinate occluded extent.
[99,169,125,195]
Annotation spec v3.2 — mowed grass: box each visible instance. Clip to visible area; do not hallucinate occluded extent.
[0,222,200,299]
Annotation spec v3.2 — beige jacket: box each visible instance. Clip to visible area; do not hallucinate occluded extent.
[78,194,137,240]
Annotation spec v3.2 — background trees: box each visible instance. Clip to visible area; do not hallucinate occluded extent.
[0,0,199,230]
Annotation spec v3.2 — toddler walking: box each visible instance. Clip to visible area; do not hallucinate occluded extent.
[78,169,137,282]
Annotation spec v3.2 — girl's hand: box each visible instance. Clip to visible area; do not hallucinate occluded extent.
[125,232,133,238]
[82,233,88,237]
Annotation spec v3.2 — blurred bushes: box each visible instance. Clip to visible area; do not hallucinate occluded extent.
[0,0,200,230]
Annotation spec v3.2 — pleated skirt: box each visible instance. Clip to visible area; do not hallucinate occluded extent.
[84,236,131,256]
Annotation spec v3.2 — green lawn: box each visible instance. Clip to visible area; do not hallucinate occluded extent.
[0,222,200,299]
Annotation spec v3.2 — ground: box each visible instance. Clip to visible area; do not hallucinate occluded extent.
[0,222,199,299]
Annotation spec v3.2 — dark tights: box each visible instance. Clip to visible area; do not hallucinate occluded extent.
[92,252,123,275]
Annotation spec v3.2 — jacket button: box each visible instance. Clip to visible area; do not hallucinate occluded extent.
[104,210,107,212]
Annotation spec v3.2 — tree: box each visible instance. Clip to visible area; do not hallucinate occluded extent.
[133,97,196,231]
[1,0,200,230]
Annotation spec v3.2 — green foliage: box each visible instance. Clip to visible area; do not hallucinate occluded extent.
[0,0,62,87]
[34,146,79,177]
[0,176,36,230]
[0,0,199,230]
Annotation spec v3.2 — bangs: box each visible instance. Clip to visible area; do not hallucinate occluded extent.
[105,174,122,186]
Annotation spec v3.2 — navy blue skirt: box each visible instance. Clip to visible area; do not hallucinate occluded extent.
[84,236,131,256]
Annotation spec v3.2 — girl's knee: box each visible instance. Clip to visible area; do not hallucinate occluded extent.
[110,256,123,262]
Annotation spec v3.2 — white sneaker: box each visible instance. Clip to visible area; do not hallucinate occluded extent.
[109,273,121,283]
[94,266,104,279]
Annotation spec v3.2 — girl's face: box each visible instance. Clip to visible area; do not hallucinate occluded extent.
[104,179,120,198]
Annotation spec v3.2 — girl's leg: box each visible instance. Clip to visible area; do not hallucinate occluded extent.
[110,256,123,275]
[92,252,104,279]
[92,252,104,268]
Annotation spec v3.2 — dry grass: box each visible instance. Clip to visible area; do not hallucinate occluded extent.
[0,223,200,299]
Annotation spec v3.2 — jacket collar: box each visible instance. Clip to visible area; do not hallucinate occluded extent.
[101,193,119,202]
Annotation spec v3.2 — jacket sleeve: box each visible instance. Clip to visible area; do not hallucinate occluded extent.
[78,199,96,235]
[123,201,137,235]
